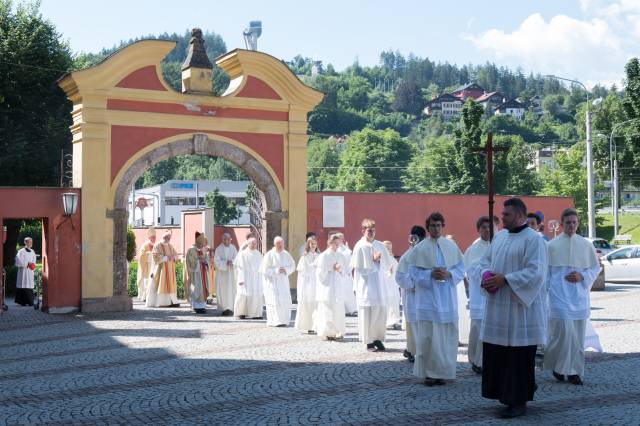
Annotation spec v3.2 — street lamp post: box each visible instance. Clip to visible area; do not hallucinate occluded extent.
[609,119,635,236]
[546,75,596,238]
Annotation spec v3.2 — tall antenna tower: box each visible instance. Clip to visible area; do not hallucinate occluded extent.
[243,21,262,51]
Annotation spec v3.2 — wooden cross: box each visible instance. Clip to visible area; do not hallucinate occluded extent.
[473,132,510,241]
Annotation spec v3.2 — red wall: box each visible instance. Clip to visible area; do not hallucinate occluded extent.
[0,188,82,310]
[307,192,574,254]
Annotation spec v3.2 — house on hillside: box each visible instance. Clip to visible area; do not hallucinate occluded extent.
[494,99,526,119]
[423,93,464,120]
[476,91,506,116]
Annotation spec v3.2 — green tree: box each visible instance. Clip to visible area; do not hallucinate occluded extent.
[450,100,486,194]
[492,135,540,195]
[336,128,413,192]
[539,142,589,219]
[126,225,137,262]
[307,137,340,191]
[392,81,424,116]
[622,58,640,173]
[402,136,456,193]
[204,188,241,225]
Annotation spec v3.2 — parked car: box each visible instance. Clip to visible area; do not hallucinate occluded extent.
[602,245,640,283]
[586,238,616,257]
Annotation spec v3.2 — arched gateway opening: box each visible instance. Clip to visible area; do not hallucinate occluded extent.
[58,29,323,312]
[112,134,283,302]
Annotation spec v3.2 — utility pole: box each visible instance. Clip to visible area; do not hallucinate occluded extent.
[474,132,509,241]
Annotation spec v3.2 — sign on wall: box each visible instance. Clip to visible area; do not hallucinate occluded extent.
[322,196,345,228]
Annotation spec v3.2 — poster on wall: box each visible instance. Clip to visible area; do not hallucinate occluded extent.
[323,196,345,228]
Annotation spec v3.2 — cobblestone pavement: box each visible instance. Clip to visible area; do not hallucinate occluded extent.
[1,284,640,425]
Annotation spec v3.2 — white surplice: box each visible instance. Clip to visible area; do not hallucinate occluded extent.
[396,248,417,354]
[408,238,465,379]
[294,251,318,332]
[351,238,393,344]
[478,227,549,347]
[464,237,491,366]
[15,247,37,289]
[233,248,264,318]
[260,248,295,326]
[314,248,347,338]
[544,233,601,376]
[136,241,154,302]
[339,245,358,314]
[385,256,401,327]
[214,243,238,312]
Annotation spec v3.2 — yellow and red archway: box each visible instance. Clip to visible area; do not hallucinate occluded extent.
[58,39,323,312]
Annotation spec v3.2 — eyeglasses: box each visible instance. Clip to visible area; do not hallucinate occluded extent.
[428,224,443,229]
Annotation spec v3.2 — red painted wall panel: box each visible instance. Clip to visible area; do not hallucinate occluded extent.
[307,192,574,254]
[0,188,82,309]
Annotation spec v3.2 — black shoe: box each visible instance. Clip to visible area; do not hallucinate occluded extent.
[471,364,483,374]
[308,330,316,335]
[373,340,386,351]
[251,316,264,319]
[169,303,180,308]
[408,354,415,363]
[403,349,411,359]
[276,324,288,327]
[553,371,565,382]
[423,377,438,387]
[194,308,206,314]
[366,343,377,352]
[435,379,447,385]
[238,315,246,319]
[568,375,583,385]
[499,404,527,419]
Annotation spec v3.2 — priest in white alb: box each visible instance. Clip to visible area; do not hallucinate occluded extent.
[185,231,209,314]
[337,233,358,316]
[383,241,401,330]
[396,225,426,363]
[478,198,548,419]
[214,233,238,316]
[136,227,156,302]
[14,237,37,306]
[407,212,465,386]
[260,236,295,327]
[463,216,492,374]
[233,237,263,319]
[351,218,393,352]
[315,234,347,340]
[544,208,600,386]
[294,237,319,333]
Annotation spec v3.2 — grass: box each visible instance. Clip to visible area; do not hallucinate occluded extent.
[596,213,640,243]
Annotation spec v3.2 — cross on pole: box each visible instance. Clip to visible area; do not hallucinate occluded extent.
[473,132,509,241]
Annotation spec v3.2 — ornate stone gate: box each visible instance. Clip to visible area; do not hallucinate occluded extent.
[58,30,323,312]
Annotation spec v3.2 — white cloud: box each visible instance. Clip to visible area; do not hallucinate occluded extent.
[462,4,640,87]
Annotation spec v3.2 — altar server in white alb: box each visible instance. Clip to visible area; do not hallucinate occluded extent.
[14,237,37,306]
[314,234,348,340]
[383,241,401,330]
[407,212,465,386]
[479,198,548,419]
[260,237,295,327]
[214,233,238,316]
[136,228,156,302]
[396,225,427,363]
[463,216,492,374]
[544,208,600,386]
[337,233,358,316]
[294,237,319,333]
[185,231,210,314]
[233,238,263,319]
[351,218,393,352]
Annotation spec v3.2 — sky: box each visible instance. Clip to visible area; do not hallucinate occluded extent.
[38,0,640,88]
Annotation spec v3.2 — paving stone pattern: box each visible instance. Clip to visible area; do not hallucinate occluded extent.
[1,284,640,425]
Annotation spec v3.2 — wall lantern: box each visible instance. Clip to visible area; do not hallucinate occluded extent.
[57,192,78,230]
[62,192,78,216]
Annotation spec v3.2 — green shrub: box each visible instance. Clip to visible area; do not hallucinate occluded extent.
[3,265,42,296]
[18,220,43,254]
[127,260,185,299]
[126,225,137,262]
